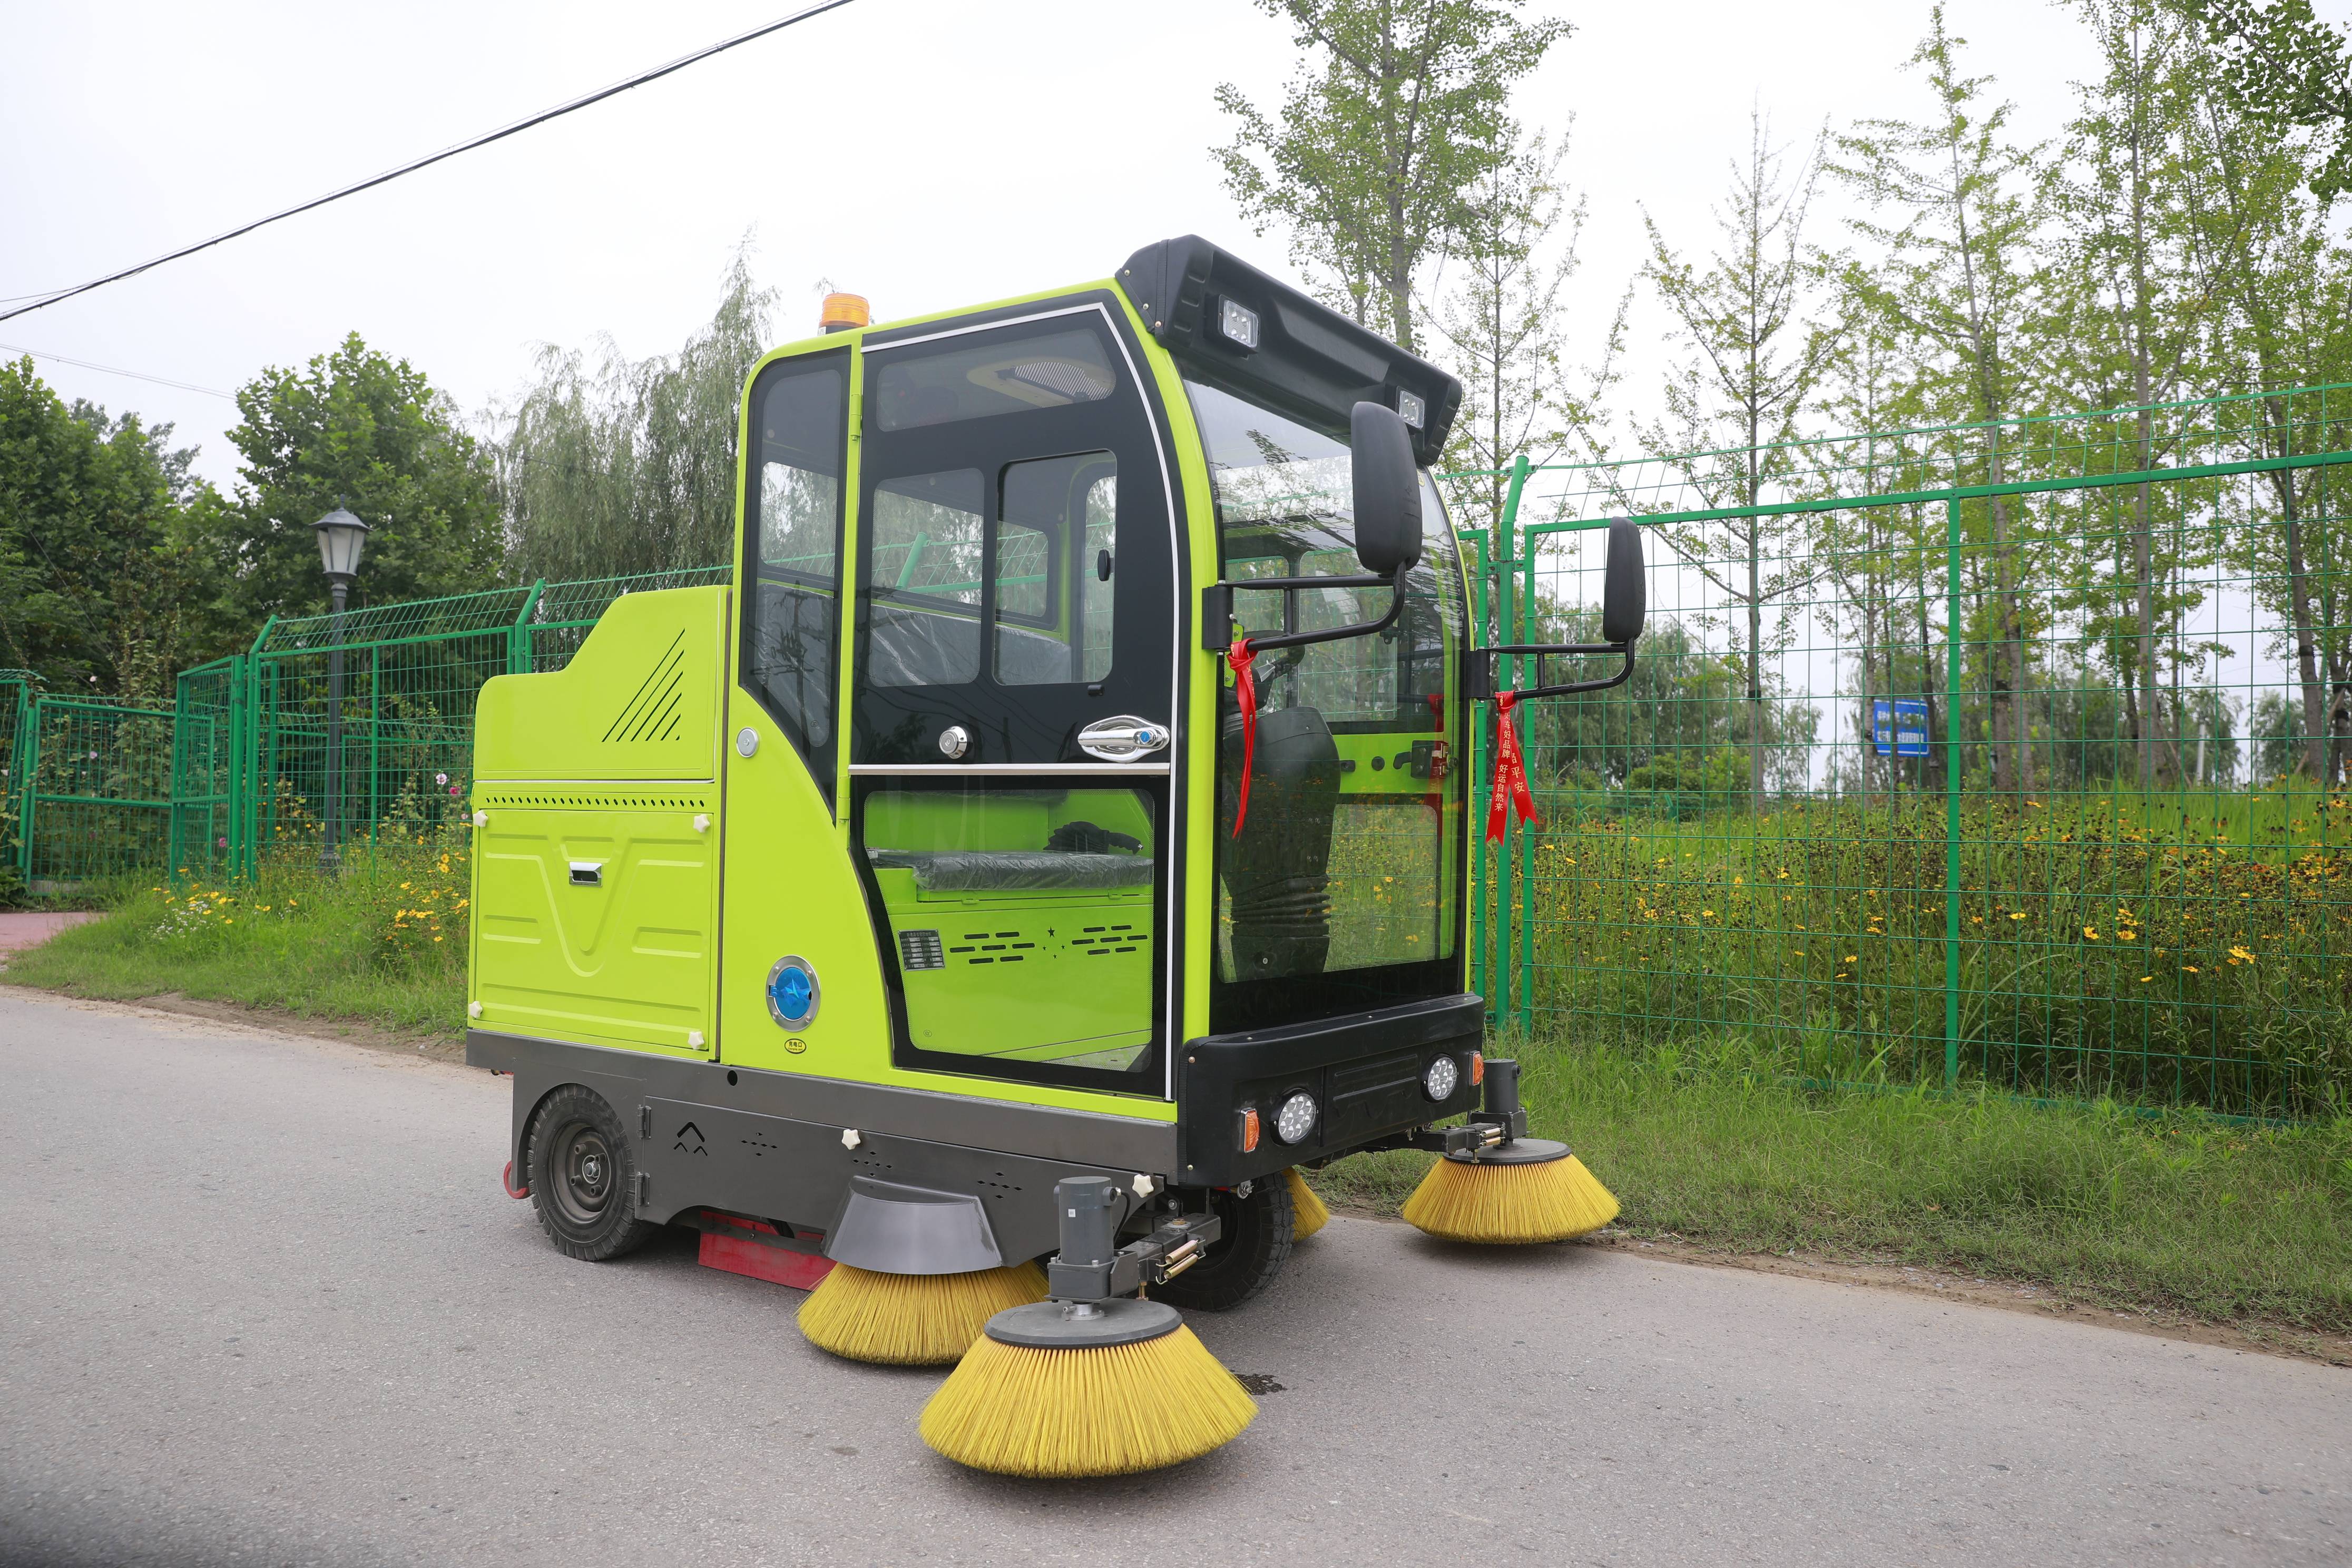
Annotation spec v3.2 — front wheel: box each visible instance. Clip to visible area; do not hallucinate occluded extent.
[1148,1177,1295,1311]
[525,1085,659,1261]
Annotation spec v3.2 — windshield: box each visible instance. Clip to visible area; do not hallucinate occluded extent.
[1185,380,1467,1028]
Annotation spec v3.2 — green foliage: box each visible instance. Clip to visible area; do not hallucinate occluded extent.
[494,251,776,583]
[1505,788,2352,1117]
[2190,0,2352,199]
[0,358,204,700]
[180,332,502,654]
[1212,0,1570,346]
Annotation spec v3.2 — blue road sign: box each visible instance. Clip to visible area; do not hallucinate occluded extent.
[1873,698,1929,758]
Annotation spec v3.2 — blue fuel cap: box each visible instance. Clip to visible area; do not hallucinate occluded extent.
[766,956,820,1028]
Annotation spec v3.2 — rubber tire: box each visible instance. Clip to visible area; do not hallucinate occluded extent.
[525,1085,659,1261]
[1148,1176,1296,1311]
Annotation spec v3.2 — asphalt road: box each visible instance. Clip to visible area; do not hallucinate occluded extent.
[1,990,2345,1568]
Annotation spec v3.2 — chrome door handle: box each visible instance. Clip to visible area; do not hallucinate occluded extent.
[1077,716,1171,762]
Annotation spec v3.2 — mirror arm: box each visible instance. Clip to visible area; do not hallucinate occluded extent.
[1200,570,1406,653]
[1468,637,1640,701]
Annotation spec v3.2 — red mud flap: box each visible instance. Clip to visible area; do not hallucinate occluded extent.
[697,1213,834,1291]
[502,1161,531,1200]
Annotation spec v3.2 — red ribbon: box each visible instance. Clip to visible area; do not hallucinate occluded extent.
[1228,634,1259,837]
[1486,691,1538,845]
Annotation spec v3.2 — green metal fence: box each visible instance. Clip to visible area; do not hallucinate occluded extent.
[12,695,174,886]
[175,564,731,879]
[1446,383,2352,1118]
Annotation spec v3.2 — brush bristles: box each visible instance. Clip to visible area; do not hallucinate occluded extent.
[920,1323,1257,1477]
[1401,1153,1620,1243]
[1285,1166,1330,1240]
[797,1262,1047,1365]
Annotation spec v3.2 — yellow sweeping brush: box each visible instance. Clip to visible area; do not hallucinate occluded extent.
[798,1260,1046,1365]
[920,1298,1256,1477]
[1401,1139,1620,1244]
[1285,1166,1329,1239]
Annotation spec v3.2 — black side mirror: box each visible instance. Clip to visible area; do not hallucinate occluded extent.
[1601,517,1645,645]
[1350,401,1423,576]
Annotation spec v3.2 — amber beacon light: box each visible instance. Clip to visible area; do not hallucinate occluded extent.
[819,292,870,333]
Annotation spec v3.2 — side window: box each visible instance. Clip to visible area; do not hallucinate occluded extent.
[994,452,1115,687]
[1082,474,1116,684]
[743,359,847,799]
[868,469,984,688]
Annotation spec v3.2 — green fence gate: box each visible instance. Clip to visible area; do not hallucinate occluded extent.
[12,695,174,887]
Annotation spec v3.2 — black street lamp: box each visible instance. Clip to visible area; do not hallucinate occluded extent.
[311,506,370,868]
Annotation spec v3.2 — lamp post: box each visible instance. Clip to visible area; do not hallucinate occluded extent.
[311,506,370,869]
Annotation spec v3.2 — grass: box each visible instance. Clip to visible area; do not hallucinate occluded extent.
[1314,1030,2352,1336]
[2,834,468,1038]
[1500,783,2352,1116]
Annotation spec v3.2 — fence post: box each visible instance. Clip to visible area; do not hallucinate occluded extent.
[1943,496,1963,1088]
[509,580,547,675]
[11,695,33,878]
[241,618,274,879]
[1517,534,1537,1035]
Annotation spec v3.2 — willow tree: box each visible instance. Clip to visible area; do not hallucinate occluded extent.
[496,252,777,584]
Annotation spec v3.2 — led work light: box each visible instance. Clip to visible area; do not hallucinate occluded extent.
[1274,1091,1317,1145]
[1217,296,1260,351]
[1422,1055,1459,1101]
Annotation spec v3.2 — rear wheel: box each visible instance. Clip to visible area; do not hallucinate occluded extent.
[526,1085,659,1261]
[1148,1177,1295,1311]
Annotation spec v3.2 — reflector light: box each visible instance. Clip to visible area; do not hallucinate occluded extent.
[1238,1106,1261,1153]
[819,292,870,333]
[1218,296,1261,350]
[1469,1050,1485,1087]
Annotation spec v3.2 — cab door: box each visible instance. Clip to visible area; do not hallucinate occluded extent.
[847,300,1182,1096]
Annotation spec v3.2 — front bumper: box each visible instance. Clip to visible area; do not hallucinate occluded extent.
[1174,993,1485,1187]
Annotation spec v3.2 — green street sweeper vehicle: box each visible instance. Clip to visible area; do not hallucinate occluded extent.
[465,235,1645,1475]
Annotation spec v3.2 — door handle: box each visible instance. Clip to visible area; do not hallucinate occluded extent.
[1077,716,1171,762]
[569,861,604,887]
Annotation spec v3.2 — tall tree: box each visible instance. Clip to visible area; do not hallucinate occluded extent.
[1214,0,1571,349]
[1638,110,1837,806]
[2060,0,2214,787]
[184,334,502,633]
[2173,41,2352,782]
[0,358,203,698]
[495,252,776,583]
[1832,8,2053,797]
[1426,123,1621,538]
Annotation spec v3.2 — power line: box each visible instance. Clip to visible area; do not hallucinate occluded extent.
[0,0,861,326]
[0,341,234,399]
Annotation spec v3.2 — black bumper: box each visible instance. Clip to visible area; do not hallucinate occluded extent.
[1175,994,1485,1187]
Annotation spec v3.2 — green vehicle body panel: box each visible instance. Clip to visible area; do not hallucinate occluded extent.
[468,588,726,1056]
[468,270,1474,1135]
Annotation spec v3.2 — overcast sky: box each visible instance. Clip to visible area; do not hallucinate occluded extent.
[2,0,2107,494]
